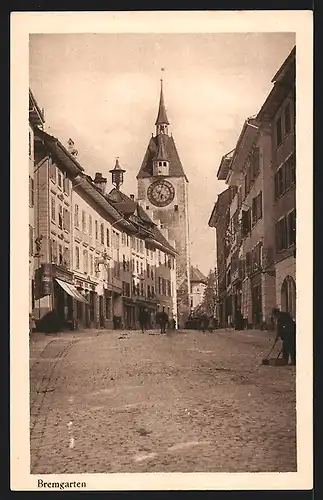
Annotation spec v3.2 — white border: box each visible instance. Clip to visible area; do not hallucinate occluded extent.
[10,10,313,491]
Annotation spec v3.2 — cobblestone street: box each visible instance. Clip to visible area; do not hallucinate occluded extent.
[29,328,296,474]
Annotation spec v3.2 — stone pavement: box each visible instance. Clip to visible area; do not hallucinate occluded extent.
[29,328,296,474]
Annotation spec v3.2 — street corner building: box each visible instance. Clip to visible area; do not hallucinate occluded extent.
[208,46,296,330]
[28,88,183,334]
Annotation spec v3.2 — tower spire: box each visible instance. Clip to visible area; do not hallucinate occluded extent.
[155,76,170,135]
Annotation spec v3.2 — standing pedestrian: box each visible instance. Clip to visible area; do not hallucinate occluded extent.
[159,306,168,334]
[138,308,147,333]
[29,313,36,336]
[272,307,296,365]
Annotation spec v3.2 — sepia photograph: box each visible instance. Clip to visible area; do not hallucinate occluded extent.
[11,10,312,491]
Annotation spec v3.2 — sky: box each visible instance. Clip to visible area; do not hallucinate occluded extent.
[29,32,295,276]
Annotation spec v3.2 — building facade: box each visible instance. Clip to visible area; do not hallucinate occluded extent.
[208,46,295,329]
[190,266,207,311]
[29,90,45,314]
[257,47,296,319]
[208,186,232,327]
[137,80,191,328]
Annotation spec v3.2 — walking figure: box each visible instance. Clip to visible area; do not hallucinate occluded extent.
[159,307,169,334]
[139,308,148,333]
[272,307,296,365]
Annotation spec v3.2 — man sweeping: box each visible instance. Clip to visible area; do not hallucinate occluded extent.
[271,308,296,366]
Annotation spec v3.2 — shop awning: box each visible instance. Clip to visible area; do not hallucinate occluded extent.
[55,278,89,304]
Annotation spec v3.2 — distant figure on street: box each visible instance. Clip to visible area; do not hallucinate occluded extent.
[272,308,296,365]
[139,308,148,333]
[29,313,36,335]
[201,313,208,332]
[159,307,169,334]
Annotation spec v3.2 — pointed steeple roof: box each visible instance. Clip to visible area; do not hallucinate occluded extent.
[153,134,169,162]
[155,79,170,125]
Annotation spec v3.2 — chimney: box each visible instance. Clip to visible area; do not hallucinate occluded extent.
[67,138,78,157]
[130,194,135,201]
[93,172,107,194]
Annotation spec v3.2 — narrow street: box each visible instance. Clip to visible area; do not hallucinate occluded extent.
[29,328,296,474]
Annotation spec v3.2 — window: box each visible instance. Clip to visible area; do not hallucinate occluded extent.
[275,166,285,199]
[58,244,63,265]
[63,208,70,231]
[276,116,283,146]
[252,192,262,226]
[50,163,56,182]
[151,267,154,280]
[285,153,296,188]
[122,232,126,246]
[89,253,93,276]
[146,206,150,210]
[158,277,162,294]
[99,223,104,244]
[287,210,296,247]
[136,261,139,274]
[174,205,179,212]
[123,255,126,271]
[95,220,98,240]
[29,177,34,207]
[242,208,251,236]
[29,226,33,256]
[58,170,63,189]
[74,205,79,228]
[151,285,155,297]
[140,282,144,296]
[276,217,287,252]
[29,131,32,158]
[140,240,143,253]
[158,251,161,265]
[75,246,80,269]
[284,103,291,135]
[115,232,120,250]
[140,262,143,275]
[58,205,63,229]
[82,210,86,233]
[51,197,56,222]
[89,215,92,236]
[167,280,171,296]
[52,240,57,264]
[126,235,129,247]
[147,263,150,278]
[83,249,88,273]
[251,147,260,180]
[63,247,69,268]
[63,173,69,195]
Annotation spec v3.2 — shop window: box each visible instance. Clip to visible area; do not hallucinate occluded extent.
[276,116,283,146]
[29,176,34,207]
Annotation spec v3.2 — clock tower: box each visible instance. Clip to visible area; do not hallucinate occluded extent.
[137,79,191,328]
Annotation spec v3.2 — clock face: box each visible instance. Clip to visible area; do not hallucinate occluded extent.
[147,179,175,207]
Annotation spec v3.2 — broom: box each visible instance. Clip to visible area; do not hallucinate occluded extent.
[261,339,279,365]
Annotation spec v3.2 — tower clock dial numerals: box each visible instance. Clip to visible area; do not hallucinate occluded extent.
[147,179,175,207]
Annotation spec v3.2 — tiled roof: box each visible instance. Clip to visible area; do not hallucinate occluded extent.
[190,266,207,284]
[137,134,188,180]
